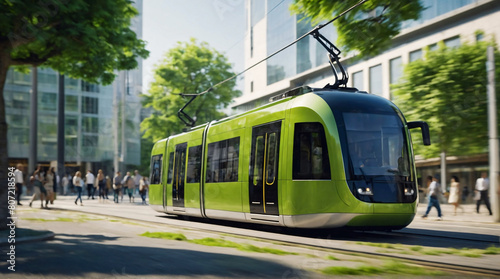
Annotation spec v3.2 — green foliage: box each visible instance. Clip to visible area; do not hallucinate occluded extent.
[290,0,422,57]
[392,40,500,158]
[0,0,149,84]
[321,261,446,276]
[140,231,188,241]
[141,39,241,142]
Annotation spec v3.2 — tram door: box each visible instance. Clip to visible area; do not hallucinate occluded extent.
[249,121,281,215]
[172,143,187,208]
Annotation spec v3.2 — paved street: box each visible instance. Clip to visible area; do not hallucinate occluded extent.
[1,195,499,278]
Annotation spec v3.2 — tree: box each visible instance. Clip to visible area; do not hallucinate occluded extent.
[141,39,241,142]
[290,0,423,57]
[0,0,149,230]
[392,40,500,159]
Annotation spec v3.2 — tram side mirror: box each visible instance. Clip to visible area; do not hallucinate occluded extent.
[407,121,431,146]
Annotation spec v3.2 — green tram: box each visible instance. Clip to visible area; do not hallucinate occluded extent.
[148,86,430,230]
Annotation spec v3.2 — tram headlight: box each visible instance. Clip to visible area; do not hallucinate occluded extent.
[404,187,414,196]
[357,187,373,196]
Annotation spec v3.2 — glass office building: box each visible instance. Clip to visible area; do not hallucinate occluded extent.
[5,0,143,174]
[234,0,494,111]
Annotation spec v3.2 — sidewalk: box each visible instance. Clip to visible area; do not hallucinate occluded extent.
[415,202,496,223]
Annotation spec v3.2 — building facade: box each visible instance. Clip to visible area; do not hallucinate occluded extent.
[5,0,144,176]
[234,0,500,195]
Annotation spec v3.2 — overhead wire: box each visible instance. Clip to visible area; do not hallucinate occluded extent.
[181,0,367,97]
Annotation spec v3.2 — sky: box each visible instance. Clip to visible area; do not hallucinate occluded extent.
[142,0,246,92]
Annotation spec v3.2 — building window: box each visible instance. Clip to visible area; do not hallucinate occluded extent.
[65,77,79,90]
[82,96,98,114]
[9,91,30,109]
[250,27,254,58]
[40,92,57,111]
[65,116,78,156]
[150,154,163,184]
[369,64,383,96]
[38,72,57,85]
[82,135,98,147]
[186,145,202,183]
[409,49,422,62]
[444,36,460,48]
[428,43,438,52]
[206,137,240,183]
[476,33,484,42]
[250,81,254,93]
[81,81,100,93]
[13,70,31,85]
[389,57,403,86]
[352,71,364,90]
[65,95,79,112]
[82,117,98,133]
[293,122,331,180]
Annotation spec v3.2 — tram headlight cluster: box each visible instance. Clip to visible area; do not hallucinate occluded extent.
[357,187,373,196]
[404,187,415,196]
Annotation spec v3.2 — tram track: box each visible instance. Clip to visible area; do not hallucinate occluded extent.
[46,206,500,277]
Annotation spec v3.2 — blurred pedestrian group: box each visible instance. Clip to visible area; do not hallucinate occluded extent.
[11,164,149,208]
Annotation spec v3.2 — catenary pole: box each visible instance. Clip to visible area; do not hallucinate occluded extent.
[29,67,38,176]
[487,46,499,222]
[57,73,65,193]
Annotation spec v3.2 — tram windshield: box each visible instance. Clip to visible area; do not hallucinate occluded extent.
[343,112,411,178]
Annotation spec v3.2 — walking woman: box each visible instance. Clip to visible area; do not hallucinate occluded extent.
[97,169,106,201]
[448,176,463,215]
[73,171,83,206]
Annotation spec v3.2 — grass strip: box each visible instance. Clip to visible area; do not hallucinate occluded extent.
[321,261,446,276]
[356,242,500,258]
[140,232,297,255]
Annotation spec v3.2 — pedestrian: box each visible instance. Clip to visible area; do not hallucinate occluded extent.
[73,171,83,206]
[139,176,149,205]
[448,176,463,215]
[113,171,122,203]
[14,164,24,205]
[123,171,135,203]
[105,175,111,199]
[44,167,55,207]
[86,170,95,199]
[97,169,106,201]
[422,175,443,220]
[29,176,46,208]
[133,170,142,195]
[475,172,493,215]
[61,174,69,195]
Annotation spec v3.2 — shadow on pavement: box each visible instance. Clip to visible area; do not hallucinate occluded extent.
[1,233,308,278]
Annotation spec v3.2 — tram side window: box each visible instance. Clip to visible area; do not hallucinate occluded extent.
[150,154,163,184]
[293,123,331,180]
[166,152,174,184]
[186,145,202,183]
[206,137,240,183]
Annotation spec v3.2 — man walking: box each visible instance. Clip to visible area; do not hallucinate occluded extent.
[14,164,24,205]
[86,170,95,200]
[475,172,493,215]
[422,175,443,220]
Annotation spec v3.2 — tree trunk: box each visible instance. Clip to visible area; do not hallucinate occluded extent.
[0,55,11,230]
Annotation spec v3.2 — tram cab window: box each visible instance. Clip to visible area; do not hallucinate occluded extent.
[150,154,163,184]
[206,137,240,183]
[343,112,411,177]
[293,123,331,180]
